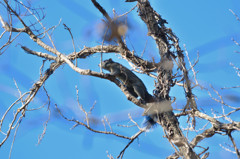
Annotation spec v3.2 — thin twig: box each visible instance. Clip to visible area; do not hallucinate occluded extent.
[37,86,51,145]
[117,130,144,159]
[8,119,22,159]
[229,9,240,22]
[55,105,131,140]
[117,5,137,18]
[63,23,77,66]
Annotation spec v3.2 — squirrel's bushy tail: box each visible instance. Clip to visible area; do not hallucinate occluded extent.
[143,115,158,129]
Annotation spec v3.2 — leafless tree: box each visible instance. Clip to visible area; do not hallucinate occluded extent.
[0,0,239,159]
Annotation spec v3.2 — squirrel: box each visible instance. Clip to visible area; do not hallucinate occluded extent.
[100,58,153,103]
[100,58,159,129]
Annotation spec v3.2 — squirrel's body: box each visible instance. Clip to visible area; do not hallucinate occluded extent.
[101,59,152,102]
[101,58,158,129]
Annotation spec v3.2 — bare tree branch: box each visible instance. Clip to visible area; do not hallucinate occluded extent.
[55,104,132,140]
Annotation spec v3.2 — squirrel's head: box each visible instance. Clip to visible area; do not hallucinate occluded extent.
[100,58,114,70]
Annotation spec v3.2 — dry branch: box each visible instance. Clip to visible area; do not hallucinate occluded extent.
[55,104,132,140]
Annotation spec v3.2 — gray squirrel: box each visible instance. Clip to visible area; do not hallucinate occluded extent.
[100,58,165,129]
[100,58,153,103]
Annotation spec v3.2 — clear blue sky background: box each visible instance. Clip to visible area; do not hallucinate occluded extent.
[0,0,240,159]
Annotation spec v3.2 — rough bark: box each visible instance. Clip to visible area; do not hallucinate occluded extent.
[137,1,199,158]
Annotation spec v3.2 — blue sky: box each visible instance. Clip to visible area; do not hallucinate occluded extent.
[0,0,240,159]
